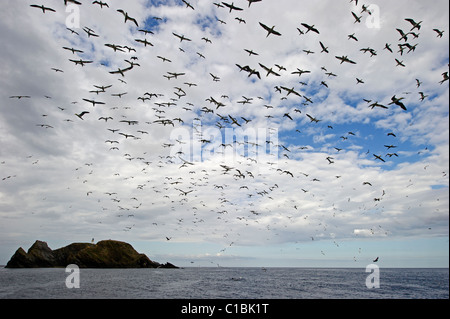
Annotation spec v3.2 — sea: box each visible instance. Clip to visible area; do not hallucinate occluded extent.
[0,267,448,299]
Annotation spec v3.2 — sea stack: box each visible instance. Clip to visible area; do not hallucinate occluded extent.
[5,240,178,269]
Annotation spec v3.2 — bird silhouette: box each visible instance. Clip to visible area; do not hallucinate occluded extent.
[395,59,406,67]
[92,1,109,8]
[319,41,329,53]
[306,114,321,123]
[373,154,385,162]
[351,11,362,23]
[117,9,138,26]
[75,111,90,120]
[244,49,259,56]
[439,72,448,84]
[30,5,56,13]
[336,55,356,64]
[10,95,31,99]
[135,38,153,47]
[301,23,320,34]
[348,33,358,41]
[222,2,243,12]
[63,0,82,5]
[433,29,444,38]
[63,47,83,54]
[69,59,93,66]
[388,95,407,110]
[259,63,280,77]
[82,98,106,107]
[247,0,262,7]
[404,18,422,31]
[182,0,195,10]
[259,22,282,37]
[172,32,192,42]
[83,27,99,37]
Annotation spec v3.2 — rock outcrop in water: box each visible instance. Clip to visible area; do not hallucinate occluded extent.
[5,240,178,269]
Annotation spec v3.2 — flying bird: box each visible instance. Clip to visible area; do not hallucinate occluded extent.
[418,92,428,101]
[291,68,311,77]
[395,59,406,67]
[384,43,393,53]
[168,72,186,79]
[439,72,448,84]
[222,2,243,12]
[369,101,388,109]
[63,47,84,54]
[396,28,409,42]
[64,0,82,4]
[30,5,56,13]
[135,38,153,47]
[404,18,422,31]
[275,64,286,71]
[66,27,79,35]
[109,66,133,77]
[210,73,221,81]
[10,95,31,99]
[172,32,192,42]
[75,111,90,120]
[93,85,112,91]
[117,9,139,27]
[280,86,301,97]
[433,29,444,38]
[373,154,385,162]
[351,11,362,23]
[105,43,125,52]
[247,0,262,7]
[335,55,356,64]
[157,56,172,63]
[119,133,136,139]
[388,95,407,110]
[306,114,321,123]
[259,22,282,37]
[83,27,99,37]
[387,132,397,137]
[176,188,194,196]
[182,0,195,10]
[259,63,280,77]
[415,79,423,87]
[244,49,259,56]
[348,33,358,41]
[319,41,329,53]
[92,1,109,8]
[301,23,320,34]
[69,59,94,66]
[83,98,106,106]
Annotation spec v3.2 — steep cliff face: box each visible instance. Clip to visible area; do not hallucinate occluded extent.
[5,240,178,268]
[63,240,161,268]
[6,240,59,268]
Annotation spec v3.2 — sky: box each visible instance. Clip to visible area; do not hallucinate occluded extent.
[0,0,448,268]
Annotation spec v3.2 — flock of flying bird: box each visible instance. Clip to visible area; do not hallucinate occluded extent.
[3,0,448,265]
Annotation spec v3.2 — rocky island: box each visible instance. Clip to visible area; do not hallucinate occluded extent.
[5,240,178,269]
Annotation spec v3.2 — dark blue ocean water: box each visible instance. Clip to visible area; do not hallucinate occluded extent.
[0,267,448,299]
